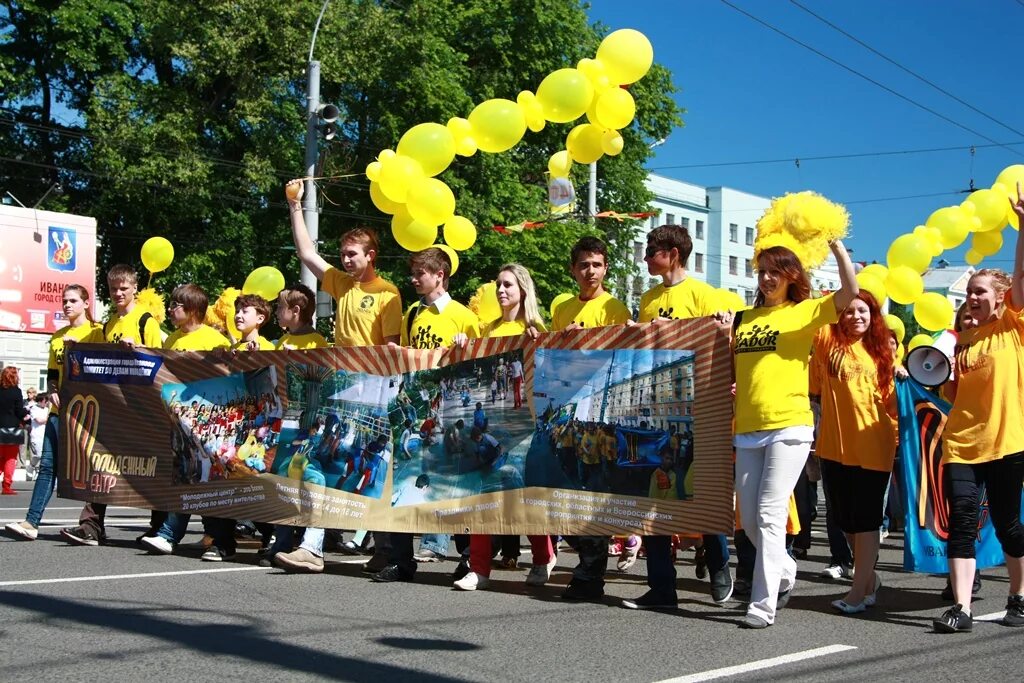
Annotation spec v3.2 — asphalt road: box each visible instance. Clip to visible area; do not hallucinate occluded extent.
[1,482,1020,682]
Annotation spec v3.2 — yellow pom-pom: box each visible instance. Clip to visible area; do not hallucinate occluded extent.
[210,287,242,339]
[136,288,166,324]
[753,231,803,263]
[782,191,849,243]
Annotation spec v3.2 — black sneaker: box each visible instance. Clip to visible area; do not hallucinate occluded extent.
[371,564,415,583]
[561,580,604,602]
[451,559,471,582]
[621,590,678,610]
[933,604,973,633]
[733,578,752,601]
[694,545,707,579]
[361,554,390,574]
[60,526,102,546]
[1004,595,1024,627]
[711,568,734,604]
[941,574,982,601]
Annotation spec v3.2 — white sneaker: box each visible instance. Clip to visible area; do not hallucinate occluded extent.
[454,571,490,591]
[141,535,174,554]
[820,564,852,580]
[617,535,641,571]
[5,521,38,540]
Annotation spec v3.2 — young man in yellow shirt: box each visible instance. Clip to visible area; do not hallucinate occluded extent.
[274,284,330,350]
[374,247,480,582]
[549,237,631,602]
[232,294,275,351]
[61,264,165,546]
[622,224,734,610]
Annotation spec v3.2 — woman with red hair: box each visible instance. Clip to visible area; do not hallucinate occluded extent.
[0,366,28,494]
[810,291,897,614]
[730,240,858,628]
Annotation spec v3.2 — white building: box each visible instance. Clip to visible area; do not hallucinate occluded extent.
[623,174,767,310]
[0,332,50,393]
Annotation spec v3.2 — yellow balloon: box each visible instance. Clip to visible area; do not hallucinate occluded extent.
[548,150,573,178]
[895,343,905,365]
[141,237,174,274]
[971,229,1003,257]
[378,155,425,203]
[566,123,605,164]
[443,215,477,251]
[455,136,478,157]
[925,205,970,249]
[964,248,983,266]
[549,292,575,319]
[601,129,624,156]
[995,164,1024,194]
[391,208,438,252]
[467,99,527,153]
[883,313,905,343]
[907,333,934,352]
[860,263,888,282]
[885,265,924,305]
[913,292,954,332]
[433,244,459,276]
[886,233,931,274]
[365,161,382,182]
[963,188,1008,232]
[369,181,402,215]
[242,266,285,301]
[378,149,396,162]
[594,87,636,130]
[856,272,887,306]
[447,117,472,138]
[474,281,502,323]
[596,28,654,85]
[396,123,457,178]
[577,58,611,92]
[406,177,456,227]
[535,68,594,123]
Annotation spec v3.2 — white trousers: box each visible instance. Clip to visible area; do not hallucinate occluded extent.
[736,439,810,623]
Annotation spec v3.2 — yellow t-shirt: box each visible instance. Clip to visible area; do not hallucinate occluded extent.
[810,326,896,471]
[638,277,718,322]
[401,297,481,349]
[164,325,230,351]
[231,335,274,351]
[47,322,105,412]
[579,432,600,465]
[552,292,630,331]
[482,318,548,338]
[733,294,838,434]
[322,267,402,347]
[275,331,330,350]
[601,431,618,462]
[104,304,163,347]
[943,301,1024,465]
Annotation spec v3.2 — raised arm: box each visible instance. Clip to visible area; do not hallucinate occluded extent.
[1010,182,1024,310]
[830,239,859,312]
[285,179,330,281]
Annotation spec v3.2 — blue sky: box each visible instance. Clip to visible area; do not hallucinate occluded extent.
[586,0,1023,268]
[535,347,693,406]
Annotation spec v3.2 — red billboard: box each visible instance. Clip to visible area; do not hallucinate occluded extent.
[0,205,98,334]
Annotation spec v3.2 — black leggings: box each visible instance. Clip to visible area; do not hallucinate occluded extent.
[946,451,1024,560]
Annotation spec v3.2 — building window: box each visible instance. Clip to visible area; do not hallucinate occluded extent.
[634,241,643,263]
[745,289,755,306]
[694,253,704,273]
[745,259,753,278]
[745,226,754,245]
[666,212,676,225]
[680,217,689,229]
[650,215,658,230]
[695,220,704,239]
[729,287,738,294]
[729,223,738,243]
[37,370,47,392]
[729,256,738,275]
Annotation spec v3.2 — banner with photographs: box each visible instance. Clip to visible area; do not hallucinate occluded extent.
[57,318,735,535]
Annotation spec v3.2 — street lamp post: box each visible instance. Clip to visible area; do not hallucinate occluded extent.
[587,137,667,223]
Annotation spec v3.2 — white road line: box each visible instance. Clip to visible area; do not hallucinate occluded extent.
[2,519,205,525]
[654,644,858,683]
[974,610,1007,622]
[0,566,267,587]
[0,507,140,511]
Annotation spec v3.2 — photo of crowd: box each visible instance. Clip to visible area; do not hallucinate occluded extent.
[527,347,696,499]
[161,367,282,485]
[388,349,533,506]
[269,364,395,500]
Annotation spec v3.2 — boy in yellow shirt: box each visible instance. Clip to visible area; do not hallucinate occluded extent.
[232,294,274,351]
[61,264,165,546]
[623,224,733,610]
[274,284,330,350]
[285,178,402,346]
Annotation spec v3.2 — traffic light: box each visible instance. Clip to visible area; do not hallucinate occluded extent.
[319,103,339,141]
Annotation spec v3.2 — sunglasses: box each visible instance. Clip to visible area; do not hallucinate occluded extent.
[644,246,666,259]
[168,301,184,310]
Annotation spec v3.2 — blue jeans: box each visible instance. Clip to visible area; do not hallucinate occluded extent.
[645,534,730,594]
[158,513,235,551]
[420,533,450,556]
[157,513,191,544]
[26,415,59,527]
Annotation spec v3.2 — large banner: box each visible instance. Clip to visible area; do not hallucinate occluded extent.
[57,318,735,536]
[896,378,1011,573]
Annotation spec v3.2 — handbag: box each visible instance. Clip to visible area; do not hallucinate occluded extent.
[0,425,25,445]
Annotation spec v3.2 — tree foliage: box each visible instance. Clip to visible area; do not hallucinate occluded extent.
[1,0,682,319]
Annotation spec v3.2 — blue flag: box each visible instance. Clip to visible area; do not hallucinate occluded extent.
[896,378,1008,573]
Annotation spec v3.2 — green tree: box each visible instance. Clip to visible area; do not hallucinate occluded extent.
[1,0,682,322]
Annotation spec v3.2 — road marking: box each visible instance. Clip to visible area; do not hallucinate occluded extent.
[2,519,205,525]
[0,506,140,511]
[974,610,1007,622]
[654,644,858,683]
[0,566,267,587]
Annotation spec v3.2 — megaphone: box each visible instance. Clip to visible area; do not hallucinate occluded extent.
[906,345,952,387]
